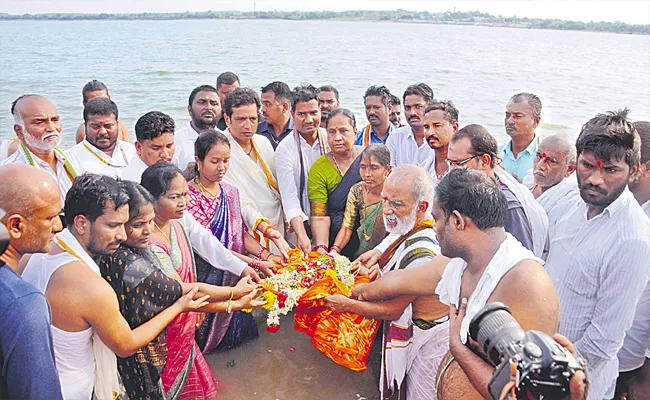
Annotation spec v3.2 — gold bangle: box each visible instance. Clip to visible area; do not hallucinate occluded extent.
[226,299,232,314]
[229,287,234,301]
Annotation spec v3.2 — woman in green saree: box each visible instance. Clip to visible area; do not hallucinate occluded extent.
[329,144,391,258]
[307,108,363,258]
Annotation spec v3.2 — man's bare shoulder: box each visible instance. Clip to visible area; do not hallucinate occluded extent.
[49,260,113,298]
[75,123,85,143]
[490,259,560,333]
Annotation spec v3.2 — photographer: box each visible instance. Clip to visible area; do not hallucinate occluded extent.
[431,168,562,399]
[0,164,64,399]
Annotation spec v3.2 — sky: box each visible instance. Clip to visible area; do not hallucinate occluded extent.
[1,0,649,24]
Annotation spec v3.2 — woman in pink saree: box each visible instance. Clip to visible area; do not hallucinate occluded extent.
[141,162,265,399]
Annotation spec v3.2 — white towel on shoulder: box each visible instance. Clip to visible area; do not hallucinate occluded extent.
[435,233,543,343]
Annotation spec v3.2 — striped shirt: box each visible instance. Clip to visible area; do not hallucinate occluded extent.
[618,200,650,372]
[546,188,650,400]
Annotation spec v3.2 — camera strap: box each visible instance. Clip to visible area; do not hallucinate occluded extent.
[498,360,519,400]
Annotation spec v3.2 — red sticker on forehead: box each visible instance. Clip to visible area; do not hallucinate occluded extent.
[541,153,547,159]
[98,121,104,126]
[596,161,603,168]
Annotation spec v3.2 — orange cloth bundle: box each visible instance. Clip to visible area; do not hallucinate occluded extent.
[294,274,380,372]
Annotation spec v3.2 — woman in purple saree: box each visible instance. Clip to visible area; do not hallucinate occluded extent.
[187,130,284,353]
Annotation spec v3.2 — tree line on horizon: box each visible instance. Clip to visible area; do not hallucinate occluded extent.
[0,9,647,35]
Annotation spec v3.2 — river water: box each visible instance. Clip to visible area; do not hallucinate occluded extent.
[1,19,649,148]
[1,19,649,399]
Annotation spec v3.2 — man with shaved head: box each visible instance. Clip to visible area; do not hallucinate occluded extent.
[0,164,63,399]
[323,165,440,400]
[1,95,80,203]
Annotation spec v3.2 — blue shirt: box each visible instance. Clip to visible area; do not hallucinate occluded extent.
[354,123,394,146]
[499,135,539,180]
[257,118,294,150]
[0,264,63,400]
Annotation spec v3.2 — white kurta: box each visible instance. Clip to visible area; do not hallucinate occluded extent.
[385,125,434,169]
[121,156,149,183]
[222,131,284,247]
[1,144,80,204]
[275,128,328,223]
[171,121,204,171]
[66,139,137,178]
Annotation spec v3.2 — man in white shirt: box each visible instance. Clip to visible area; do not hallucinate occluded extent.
[2,95,80,203]
[173,85,222,171]
[385,83,435,169]
[122,111,176,183]
[529,134,579,241]
[546,110,650,400]
[66,98,137,178]
[422,101,459,187]
[276,85,328,254]
[616,121,650,399]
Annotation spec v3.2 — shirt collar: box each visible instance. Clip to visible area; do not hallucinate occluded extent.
[502,134,539,157]
[22,144,66,167]
[583,186,633,220]
[82,139,113,160]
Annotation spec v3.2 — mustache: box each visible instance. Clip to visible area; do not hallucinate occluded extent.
[43,132,61,140]
[581,183,607,195]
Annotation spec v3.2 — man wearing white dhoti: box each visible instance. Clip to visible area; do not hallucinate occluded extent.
[222,88,286,252]
[21,174,205,400]
[323,166,439,400]
[66,98,137,178]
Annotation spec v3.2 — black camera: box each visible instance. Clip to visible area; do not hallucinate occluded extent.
[469,302,583,400]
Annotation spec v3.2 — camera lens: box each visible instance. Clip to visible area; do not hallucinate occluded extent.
[469,302,526,365]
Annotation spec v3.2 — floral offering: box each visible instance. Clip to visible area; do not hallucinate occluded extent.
[261,248,355,329]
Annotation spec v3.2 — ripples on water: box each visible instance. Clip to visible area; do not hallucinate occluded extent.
[1,19,649,149]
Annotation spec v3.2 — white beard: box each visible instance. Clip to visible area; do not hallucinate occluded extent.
[23,130,61,152]
[384,205,418,236]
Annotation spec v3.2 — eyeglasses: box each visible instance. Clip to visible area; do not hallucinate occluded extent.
[446,154,482,167]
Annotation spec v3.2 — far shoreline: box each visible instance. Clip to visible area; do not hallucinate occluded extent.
[1,10,647,36]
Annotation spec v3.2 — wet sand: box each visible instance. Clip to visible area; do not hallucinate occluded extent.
[205,309,382,400]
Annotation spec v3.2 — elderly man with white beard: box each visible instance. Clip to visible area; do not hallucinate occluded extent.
[323,165,441,400]
[530,134,579,240]
[1,95,80,203]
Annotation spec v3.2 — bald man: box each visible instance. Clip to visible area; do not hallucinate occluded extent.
[323,165,440,400]
[0,164,63,399]
[1,95,81,203]
[529,134,580,249]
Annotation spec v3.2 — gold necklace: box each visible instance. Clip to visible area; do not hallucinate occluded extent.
[154,223,171,243]
[195,178,219,198]
[331,148,358,176]
[361,188,372,241]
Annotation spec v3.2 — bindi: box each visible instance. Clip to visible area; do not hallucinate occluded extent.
[596,160,603,168]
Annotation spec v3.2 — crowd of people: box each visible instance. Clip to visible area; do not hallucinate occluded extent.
[0,71,649,400]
